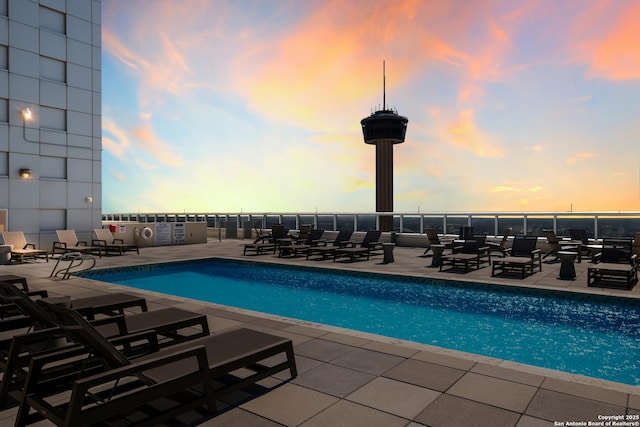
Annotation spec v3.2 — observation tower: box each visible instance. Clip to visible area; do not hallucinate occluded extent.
[360,62,408,232]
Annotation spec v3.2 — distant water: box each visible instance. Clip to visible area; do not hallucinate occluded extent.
[86,260,640,385]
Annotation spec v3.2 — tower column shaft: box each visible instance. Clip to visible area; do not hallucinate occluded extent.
[376,141,394,231]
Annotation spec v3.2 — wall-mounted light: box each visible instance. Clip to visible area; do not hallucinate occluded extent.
[21,107,38,143]
[19,168,31,178]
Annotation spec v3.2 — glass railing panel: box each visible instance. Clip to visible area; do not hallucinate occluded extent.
[299,216,315,229]
[336,215,355,231]
[280,216,297,230]
[555,216,594,239]
[598,216,640,238]
[264,216,281,228]
[356,214,376,231]
[524,216,554,237]
[422,216,445,234]
[400,216,421,233]
[497,216,524,236]
[315,215,334,231]
[444,216,471,236]
[470,217,494,236]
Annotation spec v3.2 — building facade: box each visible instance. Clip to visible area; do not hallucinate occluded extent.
[0,0,102,249]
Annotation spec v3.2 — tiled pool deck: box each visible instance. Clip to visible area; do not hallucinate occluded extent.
[1,239,639,426]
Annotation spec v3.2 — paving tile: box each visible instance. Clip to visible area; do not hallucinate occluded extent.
[447,372,537,412]
[629,394,640,410]
[516,415,558,427]
[415,394,520,427]
[284,324,330,338]
[540,377,628,407]
[412,350,476,371]
[525,389,626,422]
[362,340,421,358]
[320,331,371,347]
[293,363,376,398]
[294,338,356,362]
[300,399,408,427]
[383,358,466,392]
[331,347,405,375]
[347,377,440,419]
[195,408,282,426]
[471,363,545,387]
[240,383,338,426]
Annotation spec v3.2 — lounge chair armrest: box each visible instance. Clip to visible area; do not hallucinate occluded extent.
[24,289,49,299]
[53,242,68,249]
[531,249,542,254]
[92,239,107,247]
[76,240,88,246]
[24,243,36,249]
[113,238,124,244]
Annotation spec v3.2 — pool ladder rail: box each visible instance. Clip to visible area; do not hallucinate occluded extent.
[49,252,96,279]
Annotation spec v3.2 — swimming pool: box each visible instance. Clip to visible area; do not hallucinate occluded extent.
[82,259,640,386]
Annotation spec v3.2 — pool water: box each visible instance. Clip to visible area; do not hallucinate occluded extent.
[83,259,640,385]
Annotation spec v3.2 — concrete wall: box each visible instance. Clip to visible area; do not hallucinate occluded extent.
[0,0,102,249]
[102,222,208,247]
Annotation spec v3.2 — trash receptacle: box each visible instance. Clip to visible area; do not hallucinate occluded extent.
[108,224,117,233]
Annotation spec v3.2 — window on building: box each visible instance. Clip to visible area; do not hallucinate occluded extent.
[39,6,66,34]
[40,56,66,83]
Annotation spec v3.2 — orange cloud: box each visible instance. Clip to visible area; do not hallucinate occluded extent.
[576,1,640,80]
[131,121,186,168]
[446,109,504,157]
[566,152,596,165]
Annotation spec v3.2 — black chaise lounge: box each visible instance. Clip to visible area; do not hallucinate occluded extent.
[491,235,541,279]
[0,281,210,408]
[306,230,354,260]
[15,300,297,427]
[440,235,491,273]
[279,229,325,257]
[587,238,638,290]
[333,230,383,262]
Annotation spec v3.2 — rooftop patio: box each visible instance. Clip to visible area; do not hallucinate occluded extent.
[1,239,639,426]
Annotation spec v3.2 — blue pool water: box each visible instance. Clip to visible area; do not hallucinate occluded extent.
[83,259,640,385]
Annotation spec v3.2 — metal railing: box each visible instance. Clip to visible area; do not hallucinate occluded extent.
[102,211,640,239]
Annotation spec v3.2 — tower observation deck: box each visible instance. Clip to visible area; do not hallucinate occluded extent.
[360,62,408,232]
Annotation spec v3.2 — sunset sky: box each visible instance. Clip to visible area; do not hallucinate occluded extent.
[101,0,640,214]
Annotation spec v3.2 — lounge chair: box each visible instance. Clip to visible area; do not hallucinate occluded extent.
[0,231,49,263]
[52,230,102,258]
[440,235,491,273]
[306,230,354,260]
[0,281,210,408]
[632,232,640,258]
[16,300,297,426]
[333,230,383,262]
[491,235,541,279]
[279,229,324,257]
[459,226,474,239]
[542,229,580,261]
[423,228,453,255]
[486,228,512,257]
[293,224,313,243]
[92,228,139,255]
[587,238,638,290]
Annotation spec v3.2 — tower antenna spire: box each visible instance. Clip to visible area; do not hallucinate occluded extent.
[383,60,386,110]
